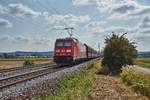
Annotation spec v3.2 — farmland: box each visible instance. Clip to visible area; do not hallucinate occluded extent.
[0,58,52,69]
[135,58,150,69]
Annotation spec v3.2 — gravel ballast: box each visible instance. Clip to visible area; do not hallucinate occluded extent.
[0,60,92,100]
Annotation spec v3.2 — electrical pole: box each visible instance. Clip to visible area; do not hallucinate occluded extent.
[64,27,74,37]
[98,42,100,55]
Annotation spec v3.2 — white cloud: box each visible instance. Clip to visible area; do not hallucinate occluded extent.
[139,16,150,28]
[86,16,150,46]
[72,0,97,6]
[85,21,105,35]
[0,35,10,41]
[0,3,41,18]
[0,18,12,28]
[111,1,141,13]
[11,35,50,46]
[46,14,91,27]
[13,36,30,43]
[0,4,7,14]
[110,3,150,20]
[7,3,41,18]
[72,0,113,7]
[72,0,114,12]
[72,0,149,18]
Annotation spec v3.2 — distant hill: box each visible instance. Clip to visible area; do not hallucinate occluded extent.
[0,51,54,57]
[138,51,150,57]
[0,51,149,58]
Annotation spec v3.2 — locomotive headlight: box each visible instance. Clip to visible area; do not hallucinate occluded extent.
[56,50,60,52]
[66,49,71,52]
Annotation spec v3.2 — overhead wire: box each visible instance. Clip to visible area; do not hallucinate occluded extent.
[36,0,55,14]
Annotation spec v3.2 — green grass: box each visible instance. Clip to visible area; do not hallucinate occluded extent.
[37,59,101,100]
[134,58,150,69]
[23,59,34,66]
[121,67,150,98]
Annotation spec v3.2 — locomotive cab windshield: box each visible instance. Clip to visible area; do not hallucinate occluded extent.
[55,41,72,46]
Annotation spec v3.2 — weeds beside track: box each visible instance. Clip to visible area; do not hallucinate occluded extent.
[121,67,150,98]
[38,59,100,100]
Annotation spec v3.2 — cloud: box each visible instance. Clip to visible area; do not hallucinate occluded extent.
[112,1,140,14]
[72,0,140,11]
[72,0,135,12]
[138,16,150,32]
[0,18,12,28]
[13,36,30,43]
[0,3,41,18]
[33,36,50,45]
[85,21,105,35]
[72,0,149,19]
[46,14,91,27]
[45,0,150,51]
[108,1,150,21]
[86,15,150,46]
[7,3,41,18]
[129,7,150,16]
[72,0,97,6]
[72,0,114,12]
[86,21,106,27]
[0,35,10,41]
[11,35,50,46]
[72,0,113,7]
[0,4,7,14]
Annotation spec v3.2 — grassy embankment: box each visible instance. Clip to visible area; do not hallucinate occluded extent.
[97,58,150,98]
[121,58,150,98]
[121,67,150,98]
[134,58,150,69]
[39,59,101,100]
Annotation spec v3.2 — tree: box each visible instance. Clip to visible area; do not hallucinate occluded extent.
[3,53,8,59]
[102,33,137,73]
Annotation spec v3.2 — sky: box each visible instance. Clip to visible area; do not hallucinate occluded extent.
[0,0,150,52]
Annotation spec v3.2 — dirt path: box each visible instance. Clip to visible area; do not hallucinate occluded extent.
[89,75,148,100]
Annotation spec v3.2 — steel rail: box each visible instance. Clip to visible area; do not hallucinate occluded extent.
[0,64,66,90]
[0,58,98,90]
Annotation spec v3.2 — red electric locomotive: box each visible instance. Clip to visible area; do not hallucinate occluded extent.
[54,37,98,65]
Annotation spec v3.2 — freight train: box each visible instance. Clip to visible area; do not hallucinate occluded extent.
[54,37,98,65]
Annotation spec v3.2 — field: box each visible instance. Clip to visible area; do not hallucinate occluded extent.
[135,58,150,68]
[0,58,53,69]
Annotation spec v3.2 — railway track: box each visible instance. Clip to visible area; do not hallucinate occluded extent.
[1,58,98,100]
[0,59,96,90]
[0,64,67,90]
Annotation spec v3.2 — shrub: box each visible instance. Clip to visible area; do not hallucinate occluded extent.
[102,33,137,73]
[121,67,150,98]
[23,59,34,66]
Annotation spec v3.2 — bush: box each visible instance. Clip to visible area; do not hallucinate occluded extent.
[23,59,34,66]
[121,67,150,98]
[102,33,137,73]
